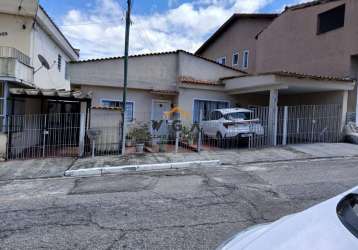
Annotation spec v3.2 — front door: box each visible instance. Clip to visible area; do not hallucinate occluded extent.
[152,100,171,137]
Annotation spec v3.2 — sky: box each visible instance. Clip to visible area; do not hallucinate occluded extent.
[39,0,308,59]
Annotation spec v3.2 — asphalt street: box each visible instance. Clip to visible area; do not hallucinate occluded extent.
[1,157,358,249]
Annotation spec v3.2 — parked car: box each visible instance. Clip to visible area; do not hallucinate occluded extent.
[201,108,264,140]
[217,186,358,250]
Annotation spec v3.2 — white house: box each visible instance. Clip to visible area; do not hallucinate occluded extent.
[0,1,90,159]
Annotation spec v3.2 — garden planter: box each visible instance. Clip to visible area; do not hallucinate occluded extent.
[159,143,166,152]
[135,143,145,153]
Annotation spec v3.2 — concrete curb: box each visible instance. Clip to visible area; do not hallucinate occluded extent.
[64,160,220,177]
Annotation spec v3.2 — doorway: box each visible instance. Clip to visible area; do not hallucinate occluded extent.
[151,100,171,137]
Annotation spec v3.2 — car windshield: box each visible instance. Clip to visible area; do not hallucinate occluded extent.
[224,112,251,120]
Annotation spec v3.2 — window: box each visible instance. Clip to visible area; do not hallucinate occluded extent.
[101,99,134,121]
[216,57,226,65]
[210,111,223,120]
[242,50,249,69]
[317,4,345,34]
[58,54,62,71]
[193,100,229,123]
[224,112,251,121]
[65,62,70,80]
[232,52,239,66]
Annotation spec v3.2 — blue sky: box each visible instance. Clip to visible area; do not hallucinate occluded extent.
[39,0,304,59]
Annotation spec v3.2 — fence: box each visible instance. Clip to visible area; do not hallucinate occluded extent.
[7,113,81,160]
[276,105,342,145]
[83,109,198,157]
[5,104,345,160]
[346,112,357,124]
[193,104,343,151]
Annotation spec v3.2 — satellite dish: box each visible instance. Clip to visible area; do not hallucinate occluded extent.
[34,54,51,74]
[38,54,50,70]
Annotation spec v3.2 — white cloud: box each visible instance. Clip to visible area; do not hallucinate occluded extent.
[61,0,273,59]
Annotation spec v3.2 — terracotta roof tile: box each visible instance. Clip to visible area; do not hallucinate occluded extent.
[178,76,223,86]
[221,71,354,82]
[71,50,246,73]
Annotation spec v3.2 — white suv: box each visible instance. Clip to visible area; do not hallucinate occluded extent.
[201,108,264,140]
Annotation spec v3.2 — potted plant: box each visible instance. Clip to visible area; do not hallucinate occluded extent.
[127,123,151,153]
[125,135,134,147]
[158,136,167,153]
[181,126,194,145]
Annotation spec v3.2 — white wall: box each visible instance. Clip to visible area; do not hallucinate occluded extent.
[80,85,175,123]
[31,23,71,90]
[0,14,32,56]
[70,53,178,91]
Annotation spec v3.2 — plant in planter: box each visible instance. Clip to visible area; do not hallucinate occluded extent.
[127,123,151,153]
[181,126,194,145]
[158,136,167,153]
[125,135,134,147]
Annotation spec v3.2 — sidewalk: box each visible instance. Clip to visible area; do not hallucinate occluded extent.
[69,143,358,173]
[1,143,357,180]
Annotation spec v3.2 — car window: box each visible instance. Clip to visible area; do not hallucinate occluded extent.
[224,112,251,120]
[337,193,358,238]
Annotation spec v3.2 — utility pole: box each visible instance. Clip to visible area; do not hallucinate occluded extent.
[121,0,132,155]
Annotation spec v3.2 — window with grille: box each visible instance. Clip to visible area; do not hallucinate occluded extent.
[317,4,345,34]
[58,54,62,71]
[101,99,134,121]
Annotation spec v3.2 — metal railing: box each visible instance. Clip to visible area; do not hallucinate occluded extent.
[0,46,31,66]
[346,112,356,124]
[0,57,34,83]
[7,113,81,160]
[5,104,345,160]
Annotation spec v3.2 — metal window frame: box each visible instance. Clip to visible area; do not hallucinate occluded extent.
[232,52,239,66]
[242,50,249,69]
[100,98,135,122]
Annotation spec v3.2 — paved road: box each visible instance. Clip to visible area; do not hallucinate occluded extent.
[1,157,358,249]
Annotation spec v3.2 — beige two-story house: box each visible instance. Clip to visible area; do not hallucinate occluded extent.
[196,0,358,122]
[195,13,277,73]
[256,0,358,114]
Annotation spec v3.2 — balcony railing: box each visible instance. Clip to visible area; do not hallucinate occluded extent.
[0,47,31,66]
[0,47,33,84]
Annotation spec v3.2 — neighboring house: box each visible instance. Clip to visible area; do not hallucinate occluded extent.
[195,14,278,73]
[255,0,358,114]
[0,1,90,159]
[196,0,358,121]
[70,50,354,136]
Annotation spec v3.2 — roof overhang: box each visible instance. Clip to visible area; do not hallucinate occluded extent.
[36,6,79,60]
[9,88,92,101]
[223,73,356,95]
[0,0,38,17]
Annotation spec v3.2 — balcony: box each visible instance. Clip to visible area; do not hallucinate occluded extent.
[0,47,34,85]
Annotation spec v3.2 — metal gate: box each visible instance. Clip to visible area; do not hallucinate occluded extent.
[7,113,81,160]
[249,104,343,149]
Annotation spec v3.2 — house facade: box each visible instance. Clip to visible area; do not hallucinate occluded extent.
[256,0,358,113]
[195,14,277,73]
[196,0,358,120]
[0,1,90,159]
[69,50,244,126]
